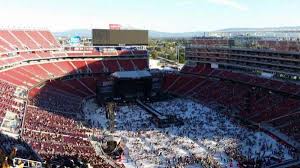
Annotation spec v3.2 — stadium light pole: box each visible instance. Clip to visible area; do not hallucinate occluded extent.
[176,46,179,63]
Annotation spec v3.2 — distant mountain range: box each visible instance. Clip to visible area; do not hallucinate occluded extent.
[53,26,300,38]
[217,26,300,32]
[53,29,206,38]
[54,29,92,37]
[148,31,205,38]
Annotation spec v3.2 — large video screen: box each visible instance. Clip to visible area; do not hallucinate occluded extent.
[92,29,148,46]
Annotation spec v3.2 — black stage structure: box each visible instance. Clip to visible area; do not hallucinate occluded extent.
[97,70,152,103]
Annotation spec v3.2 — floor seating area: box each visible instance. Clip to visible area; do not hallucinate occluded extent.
[163,64,300,142]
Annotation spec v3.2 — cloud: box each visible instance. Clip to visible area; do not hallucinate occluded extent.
[209,0,248,11]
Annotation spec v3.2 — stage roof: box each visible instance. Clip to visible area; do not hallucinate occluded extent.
[111,70,151,79]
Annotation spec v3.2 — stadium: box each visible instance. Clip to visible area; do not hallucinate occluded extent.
[0,27,299,168]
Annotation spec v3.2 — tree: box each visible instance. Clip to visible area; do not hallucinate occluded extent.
[150,50,158,59]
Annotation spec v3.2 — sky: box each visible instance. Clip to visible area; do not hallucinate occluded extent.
[0,0,300,32]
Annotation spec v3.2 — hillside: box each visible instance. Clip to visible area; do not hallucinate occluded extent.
[53,26,300,38]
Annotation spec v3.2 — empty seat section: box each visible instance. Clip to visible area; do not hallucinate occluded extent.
[0,30,24,50]
[132,50,147,55]
[52,53,66,57]
[162,74,179,91]
[47,80,86,98]
[54,61,76,74]
[85,60,104,73]
[103,60,119,72]
[132,59,148,70]
[36,51,52,58]
[1,57,24,66]
[0,38,15,52]
[3,70,38,86]
[168,77,187,92]
[25,31,52,49]
[80,78,97,93]
[67,53,84,57]
[68,79,94,96]
[39,63,65,76]
[12,67,40,82]
[39,31,61,48]
[176,78,200,95]
[19,52,39,59]
[279,83,300,94]
[118,59,134,71]
[0,46,7,53]
[180,65,193,73]
[17,67,43,81]
[0,73,25,86]
[28,87,41,98]
[23,64,50,79]
[117,50,132,56]
[72,61,88,73]
[11,31,39,49]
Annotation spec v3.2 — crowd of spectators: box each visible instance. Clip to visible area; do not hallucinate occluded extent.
[0,80,26,133]
[167,66,300,142]
[24,106,86,136]
[84,98,298,167]
[1,73,299,168]
[0,133,41,167]
[22,96,115,168]
[29,87,82,115]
